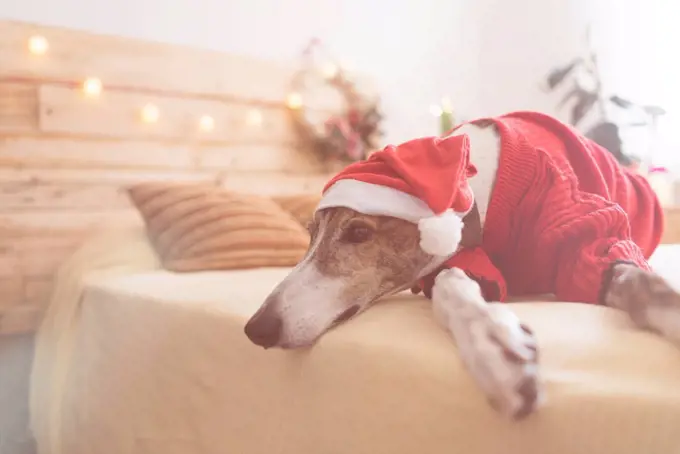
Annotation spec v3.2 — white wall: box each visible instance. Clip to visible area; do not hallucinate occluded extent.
[584,0,680,168]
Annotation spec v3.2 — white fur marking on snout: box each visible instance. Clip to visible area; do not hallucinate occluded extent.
[267,220,352,347]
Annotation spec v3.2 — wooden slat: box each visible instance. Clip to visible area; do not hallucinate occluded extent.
[0,250,61,279]
[37,85,294,143]
[0,304,43,336]
[0,20,296,103]
[0,168,215,185]
[0,137,320,172]
[0,223,111,279]
[0,168,330,187]
[0,211,134,318]
[0,230,103,251]
[0,249,19,276]
[0,181,131,210]
[18,246,77,277]
[0,136,196,169]
[221,173,330,195]
[198,145,320,173]
[0,82,38,132]
[0,209,141,237]
[24,277,52,305]
[0,277,22,307]
[0,169,330,210]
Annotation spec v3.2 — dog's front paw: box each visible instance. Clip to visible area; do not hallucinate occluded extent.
[470,305,542,419]
[606,263,680,343]
[432,268,543,420]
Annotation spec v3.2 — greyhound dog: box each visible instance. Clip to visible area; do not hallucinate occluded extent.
[244,111,680,419]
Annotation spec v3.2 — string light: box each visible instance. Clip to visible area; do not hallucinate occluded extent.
[286,92,303,110]
[141,103,160,123]
[440,97,452,113]
[198,115,215,131]
[82,77,103,97]
[19,39,279,134]
[28,35,49,55]
[340,61,355,73]
[322,63,338,79]
[430,96,454,116]
[429,104,443,117]
[432,96,455,134]
[246,109,263,127]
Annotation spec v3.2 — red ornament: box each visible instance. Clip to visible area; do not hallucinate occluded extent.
[347,109,361,126]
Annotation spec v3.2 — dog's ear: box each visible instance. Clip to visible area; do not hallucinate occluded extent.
[461,202,483,248]
[411,203,482,300]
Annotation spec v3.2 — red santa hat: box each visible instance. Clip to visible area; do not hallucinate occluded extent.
[316,134,477,256]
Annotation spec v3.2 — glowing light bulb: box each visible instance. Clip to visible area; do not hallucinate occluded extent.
[441,97,452,113]
[28,35,49,55]
[322,63,338,79]
[82,77,102,97]
[429,104,443,117]
[246,109,263,127]
[286,92,303,110]
[141,103,160,123]
[199,115,215,131]
[340,61,355,73]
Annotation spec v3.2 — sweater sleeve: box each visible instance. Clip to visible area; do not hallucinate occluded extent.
[417,247,507,302]
[552,207,651,304]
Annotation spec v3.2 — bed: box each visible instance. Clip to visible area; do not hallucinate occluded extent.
[31,226,680,454]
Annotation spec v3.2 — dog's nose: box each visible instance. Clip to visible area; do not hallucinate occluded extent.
[244,311,282,349]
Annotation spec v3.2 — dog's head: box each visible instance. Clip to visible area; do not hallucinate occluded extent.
[244,207,437,348]
[244,127,494,349]
[244,205,481,349]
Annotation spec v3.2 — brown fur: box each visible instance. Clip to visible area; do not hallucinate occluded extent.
[309,207,432,302]
[606,262,680,332]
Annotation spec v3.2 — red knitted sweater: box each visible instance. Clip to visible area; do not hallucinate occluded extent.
[422,111,664,304]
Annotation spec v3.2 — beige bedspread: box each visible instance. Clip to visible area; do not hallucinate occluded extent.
[31,232,680,454]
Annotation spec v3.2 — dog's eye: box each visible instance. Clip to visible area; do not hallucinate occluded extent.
[342,224,373,243]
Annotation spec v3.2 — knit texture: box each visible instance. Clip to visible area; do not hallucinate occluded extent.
[423,111,664,304]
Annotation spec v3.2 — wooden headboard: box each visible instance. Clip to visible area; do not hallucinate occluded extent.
[0,21,367,335]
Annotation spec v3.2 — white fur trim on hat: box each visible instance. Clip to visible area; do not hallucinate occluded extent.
[417,209,463,256]
[316,179,433,223]
[316,179,469,257]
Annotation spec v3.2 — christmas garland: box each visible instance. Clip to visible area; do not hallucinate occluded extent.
[286,39,383,164]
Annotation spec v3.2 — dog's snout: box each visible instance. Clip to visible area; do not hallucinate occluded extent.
[244,310,282,349]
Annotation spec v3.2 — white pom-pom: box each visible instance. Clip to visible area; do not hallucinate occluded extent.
[418,209,463,256]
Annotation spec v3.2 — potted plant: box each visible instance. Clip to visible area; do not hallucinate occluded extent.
[543,27,666,168]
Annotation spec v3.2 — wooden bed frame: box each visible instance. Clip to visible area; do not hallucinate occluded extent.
[0,20,367,335]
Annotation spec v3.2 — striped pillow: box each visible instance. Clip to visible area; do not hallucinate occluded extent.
[127,183,310,271]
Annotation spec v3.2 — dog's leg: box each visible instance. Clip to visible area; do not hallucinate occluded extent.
[604,262,680,343]
[431,268,542,419]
